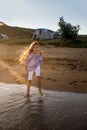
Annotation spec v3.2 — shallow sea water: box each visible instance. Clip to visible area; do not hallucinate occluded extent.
[0,82,87,130]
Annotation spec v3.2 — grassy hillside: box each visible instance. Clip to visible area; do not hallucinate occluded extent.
[0,25,87,48]
[0,25,34,38]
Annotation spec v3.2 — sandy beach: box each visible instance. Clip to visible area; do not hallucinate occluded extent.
[0,43,87,93]
[0,43,87,130]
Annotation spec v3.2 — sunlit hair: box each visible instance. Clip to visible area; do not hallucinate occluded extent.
[19,41,39,64]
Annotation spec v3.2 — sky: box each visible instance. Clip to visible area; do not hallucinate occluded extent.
[0,0,87,34]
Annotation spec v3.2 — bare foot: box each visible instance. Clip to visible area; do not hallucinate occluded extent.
[23,93,30,97]
[39,92,43,96]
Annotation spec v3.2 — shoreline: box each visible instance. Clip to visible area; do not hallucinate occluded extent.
[0,83,87,130]
[0,43,87,93]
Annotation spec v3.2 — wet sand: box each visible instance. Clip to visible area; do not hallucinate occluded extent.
[0,82,87,130]
[0,43,87,93]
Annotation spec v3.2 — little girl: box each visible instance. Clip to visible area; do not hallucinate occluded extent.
[19,41,43,97]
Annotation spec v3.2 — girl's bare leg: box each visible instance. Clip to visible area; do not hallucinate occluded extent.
[37,76,43,95]
[26,80,31,97]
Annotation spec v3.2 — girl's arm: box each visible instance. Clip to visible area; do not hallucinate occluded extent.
[25,65,28,79]
[24,52,33,65]
[25,65,28,72]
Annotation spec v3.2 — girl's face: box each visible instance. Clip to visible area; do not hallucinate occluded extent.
[33,44,39,52]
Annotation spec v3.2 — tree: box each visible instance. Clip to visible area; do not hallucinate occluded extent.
[58,17,80,40]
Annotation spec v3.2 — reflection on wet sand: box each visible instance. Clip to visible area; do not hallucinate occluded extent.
[0,82,87,130]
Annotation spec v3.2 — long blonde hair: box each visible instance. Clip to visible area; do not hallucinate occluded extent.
[19,41,39,64]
